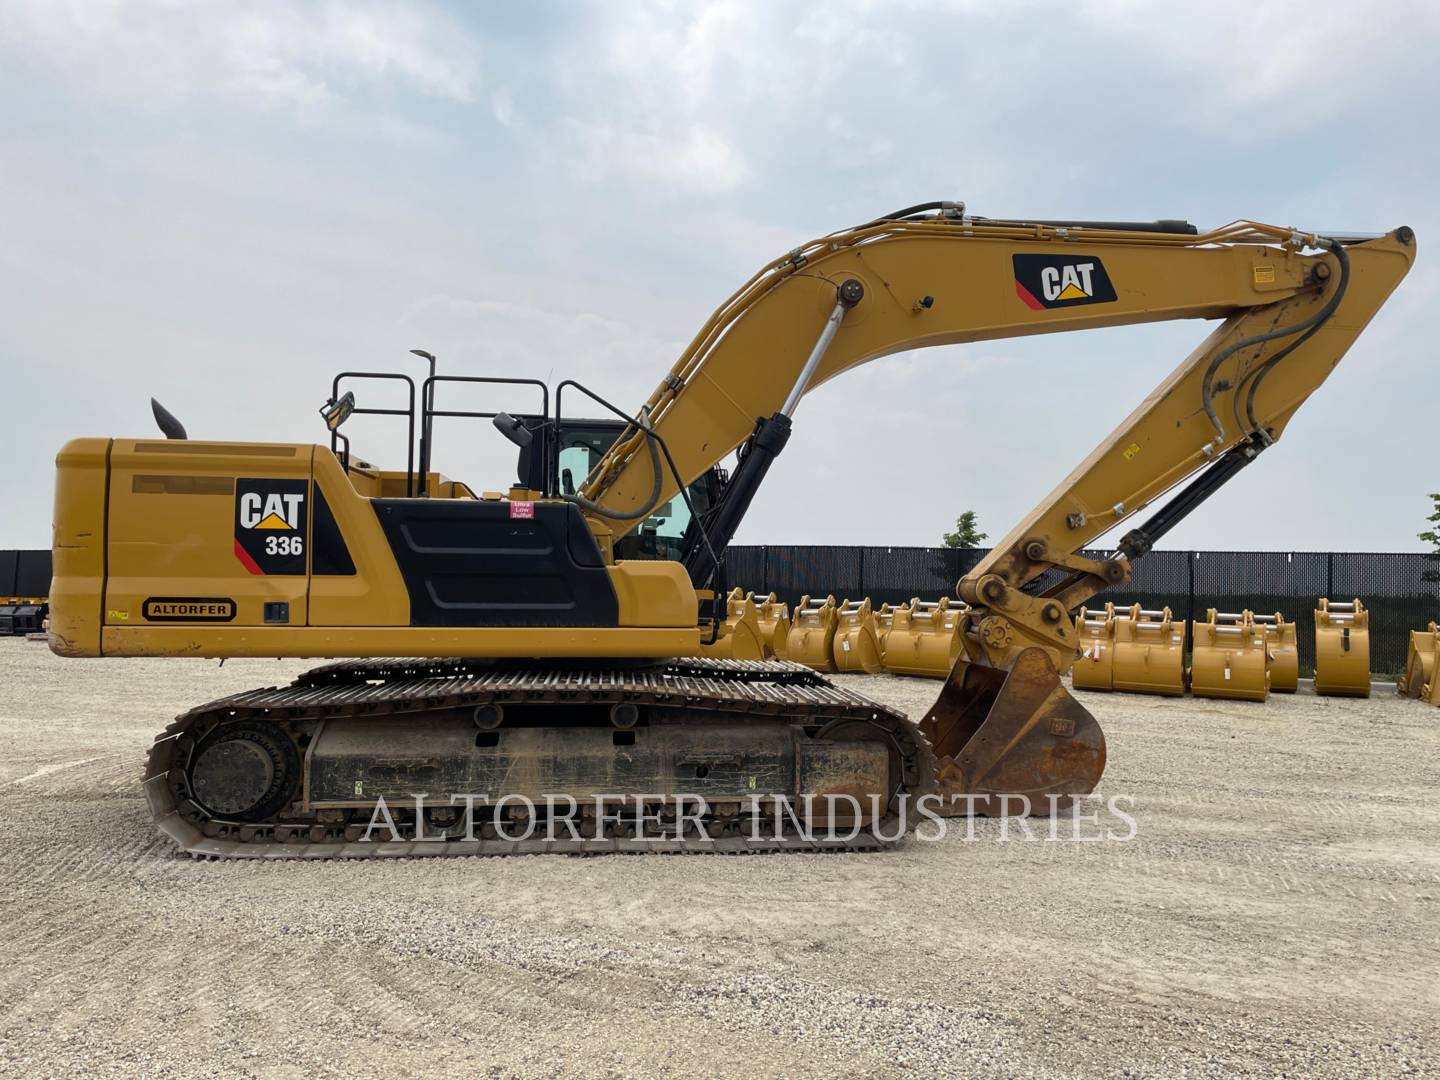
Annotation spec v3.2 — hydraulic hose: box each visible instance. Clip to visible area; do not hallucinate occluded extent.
[561,412,665,521]
[1240,239,1350,436]
[854,201,958,229]
[1200,236,1348,443]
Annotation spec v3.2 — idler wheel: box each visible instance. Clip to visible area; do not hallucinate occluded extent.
[188,720,300,822]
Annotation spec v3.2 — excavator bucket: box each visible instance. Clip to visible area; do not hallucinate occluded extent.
[1112,605,1187,696]
[785,595,839,672]
[1314,598,1371,697]
[1071,603,1116,692]
[1253,612,1298,692]
[755,592,792,660]
[832,598,883,673]
[882,597,966,679]
[1071,604,1185,696]
[1400,622,1439,705]
[1190,609,1269,702]
[919,648,1107,816]
[699,587,767,661]
[874,603,895,656]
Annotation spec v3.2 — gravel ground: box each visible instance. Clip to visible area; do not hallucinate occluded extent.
[1,637,1437,1079]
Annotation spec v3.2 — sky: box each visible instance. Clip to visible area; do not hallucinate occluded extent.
[2,1,1438,552]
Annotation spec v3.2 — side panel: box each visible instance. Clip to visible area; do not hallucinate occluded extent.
[371,497,620,627]
[58,439,701,657]
[608,561,698,628]
[306,450,409,627]
[100,624,698,658]
[103,441,313,629]
[48,438,110,656]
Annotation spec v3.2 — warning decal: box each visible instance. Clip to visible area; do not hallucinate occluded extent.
[234,478,308,575]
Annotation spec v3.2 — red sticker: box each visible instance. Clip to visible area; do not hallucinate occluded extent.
[509,501,535,520]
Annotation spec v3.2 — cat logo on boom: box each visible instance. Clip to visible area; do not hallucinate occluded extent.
[1012,253,1118,310]
[233,478,308,576]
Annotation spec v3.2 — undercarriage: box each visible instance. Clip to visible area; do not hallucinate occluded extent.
[146,657,937,858]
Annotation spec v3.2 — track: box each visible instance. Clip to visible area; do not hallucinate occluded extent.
[144,656,936,859]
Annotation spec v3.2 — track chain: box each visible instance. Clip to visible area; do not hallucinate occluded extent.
[145,657,936,860]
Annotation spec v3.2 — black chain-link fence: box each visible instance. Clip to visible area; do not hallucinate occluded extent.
[726,546,1440,674]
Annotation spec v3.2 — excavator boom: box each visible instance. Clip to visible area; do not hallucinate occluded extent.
[571,211,1412,814]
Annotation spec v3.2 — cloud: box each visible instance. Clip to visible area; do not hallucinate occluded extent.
[560,120,748,194]
[0,0,480,130]
[1078,0,1440,133]
[1,2,1438,551]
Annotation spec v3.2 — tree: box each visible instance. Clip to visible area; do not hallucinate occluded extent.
[942,511,988,549]
[1421,492,1440,584]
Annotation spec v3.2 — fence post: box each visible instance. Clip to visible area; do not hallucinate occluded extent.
[1187,552,1196,627]
[1326,551,1334,599]
[761,545,769,597]
[858,547,866,600]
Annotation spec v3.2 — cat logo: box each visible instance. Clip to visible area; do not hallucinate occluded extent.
[234,479,308,576]
[1012,253,1118,310]
[239,490,303,530]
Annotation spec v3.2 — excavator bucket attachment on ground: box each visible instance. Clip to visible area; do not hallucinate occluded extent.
[1071,604,1184,696]
[699,587,767,661]
[1072,603,1116,692]
[1400,622,1440,705]
[832,598,883,673]
[919,648,1107,815]
[785,595,839,672]
[1190,609,1270,702]
[1253,612,1298,692]
[1314,598,1371,697]
[1112,605,1186,696]
[874,603,895,656]
[755,593,792,660]
[882,597,966,679]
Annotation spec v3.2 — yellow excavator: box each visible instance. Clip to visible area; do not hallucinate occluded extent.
[49,203,1414,857]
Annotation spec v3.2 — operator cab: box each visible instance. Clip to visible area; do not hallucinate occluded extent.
[513,416,724,563]
[318,364,725,566]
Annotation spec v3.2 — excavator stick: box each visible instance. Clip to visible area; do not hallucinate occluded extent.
[918,648,1106,816]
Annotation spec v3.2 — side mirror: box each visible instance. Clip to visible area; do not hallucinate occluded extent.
[319,391,356,431]
[493,411,533,448]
